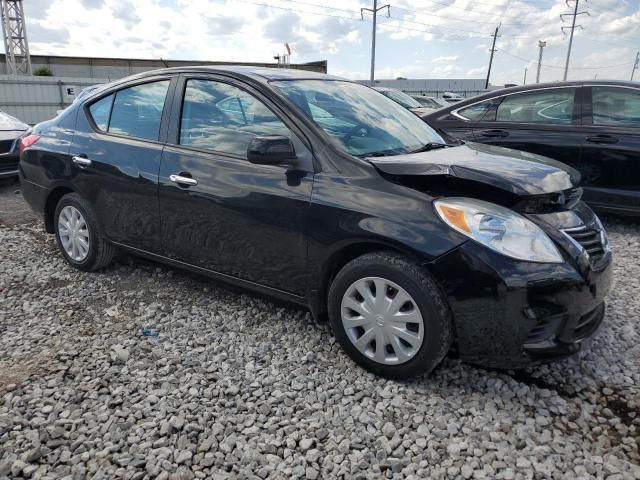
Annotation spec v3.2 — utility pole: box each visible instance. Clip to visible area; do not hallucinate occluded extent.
[536,40,546,83]
[485,24,500,90]
[523,67,527,85]
[631,52,639,81]
[361,0,390,85]
[561,0,588,81]
[1,0,32,75]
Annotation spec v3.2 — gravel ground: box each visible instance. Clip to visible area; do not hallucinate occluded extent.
[1,178,639,480]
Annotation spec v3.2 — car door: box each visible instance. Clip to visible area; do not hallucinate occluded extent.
[469,86,584,173]
[579,85,640,212]
[71,77,175,252]
[158,75,314,295]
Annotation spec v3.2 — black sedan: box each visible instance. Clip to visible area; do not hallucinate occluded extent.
[423,80,640,215]
[19,67,611,378]
[373,87,435,117]
[0,110,29,178]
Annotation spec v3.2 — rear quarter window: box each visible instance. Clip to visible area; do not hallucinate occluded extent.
[88,94,114,131]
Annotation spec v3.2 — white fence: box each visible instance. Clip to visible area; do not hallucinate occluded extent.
[0,75,107,125]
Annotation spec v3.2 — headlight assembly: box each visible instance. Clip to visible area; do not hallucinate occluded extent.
[434,197,563,263]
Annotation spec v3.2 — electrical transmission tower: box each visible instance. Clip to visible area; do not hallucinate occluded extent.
[361,0,390,85]
[561,0,588,81]
[1,0,31,75]
[631,52,639,81]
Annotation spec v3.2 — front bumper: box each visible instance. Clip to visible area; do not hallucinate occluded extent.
[429,223,613,369]
[0,152,19,178]
[0,134,22,178]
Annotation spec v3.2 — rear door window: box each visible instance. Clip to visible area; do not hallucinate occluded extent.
[87,80,170,141]
[108,81,170,141]
[592,86,640,127]
[495,88,576,124]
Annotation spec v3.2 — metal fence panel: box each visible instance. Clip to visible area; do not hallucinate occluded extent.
[0,75,107,124]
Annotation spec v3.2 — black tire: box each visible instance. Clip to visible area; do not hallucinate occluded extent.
[328,251,452,379]
[54,193,115,271]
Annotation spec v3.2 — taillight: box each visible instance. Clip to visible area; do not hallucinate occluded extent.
[19,134,40,156]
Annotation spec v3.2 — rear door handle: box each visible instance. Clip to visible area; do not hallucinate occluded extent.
[169,174,198,187]
[480,129,509,138]
[72,155,92,168]
[586,135,618,144]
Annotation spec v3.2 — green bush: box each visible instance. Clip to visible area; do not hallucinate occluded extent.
[33,67,54,76]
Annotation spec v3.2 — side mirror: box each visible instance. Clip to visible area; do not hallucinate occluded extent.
[247,135,296,165]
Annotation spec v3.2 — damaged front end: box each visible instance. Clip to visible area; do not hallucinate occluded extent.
[367,142,583,215]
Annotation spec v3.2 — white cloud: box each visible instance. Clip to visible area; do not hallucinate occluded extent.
[4,0,639,85]
[432,55,459,63]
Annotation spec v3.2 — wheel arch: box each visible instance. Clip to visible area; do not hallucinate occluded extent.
[307,240,423,322]
[44,186,75,233]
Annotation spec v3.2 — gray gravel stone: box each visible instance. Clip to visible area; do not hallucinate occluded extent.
[0,194,639,479]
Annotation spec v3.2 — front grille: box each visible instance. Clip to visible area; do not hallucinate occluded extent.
[0,139,14,154]
[563,223,607,263]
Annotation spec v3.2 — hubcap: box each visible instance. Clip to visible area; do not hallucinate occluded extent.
[341,277,425,365]
[58,206,90,262]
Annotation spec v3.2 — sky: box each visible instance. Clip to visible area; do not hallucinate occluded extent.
[13,0,640,85]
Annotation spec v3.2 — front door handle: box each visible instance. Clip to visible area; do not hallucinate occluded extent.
[586,135,618,144]
[72,155,92,168]
[480,129,509,138]
[169,174,198,187]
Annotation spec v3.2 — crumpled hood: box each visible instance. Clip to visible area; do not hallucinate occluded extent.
[367,142,580,196]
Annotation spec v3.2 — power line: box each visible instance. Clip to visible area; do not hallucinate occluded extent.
[499,47,634,70]
[388,4,537,26]
[391,1,541,22]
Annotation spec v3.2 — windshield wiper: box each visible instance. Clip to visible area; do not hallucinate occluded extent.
[409,142,454,154]
[364,151,393,157]
[359,149,403,158]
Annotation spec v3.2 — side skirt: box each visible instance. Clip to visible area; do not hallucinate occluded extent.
[111,242,310,310]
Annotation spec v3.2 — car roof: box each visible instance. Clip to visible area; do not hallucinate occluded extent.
[117,66,346,84]
[465,80,640,103]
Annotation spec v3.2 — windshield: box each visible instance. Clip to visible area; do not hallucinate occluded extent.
[272,80,443,156]
[380,89,423,109]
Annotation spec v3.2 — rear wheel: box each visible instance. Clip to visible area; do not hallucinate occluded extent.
[54,193,114,271]
[328,252,452,379]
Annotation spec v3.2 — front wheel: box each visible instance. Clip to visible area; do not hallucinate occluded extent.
[54,193,115,271]
[328,252,452,379]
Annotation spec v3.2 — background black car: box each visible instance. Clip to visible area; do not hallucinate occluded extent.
[20,68,611,379]
[424,81,640,215]
[0,110,29,178]
[373,87,435,117]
